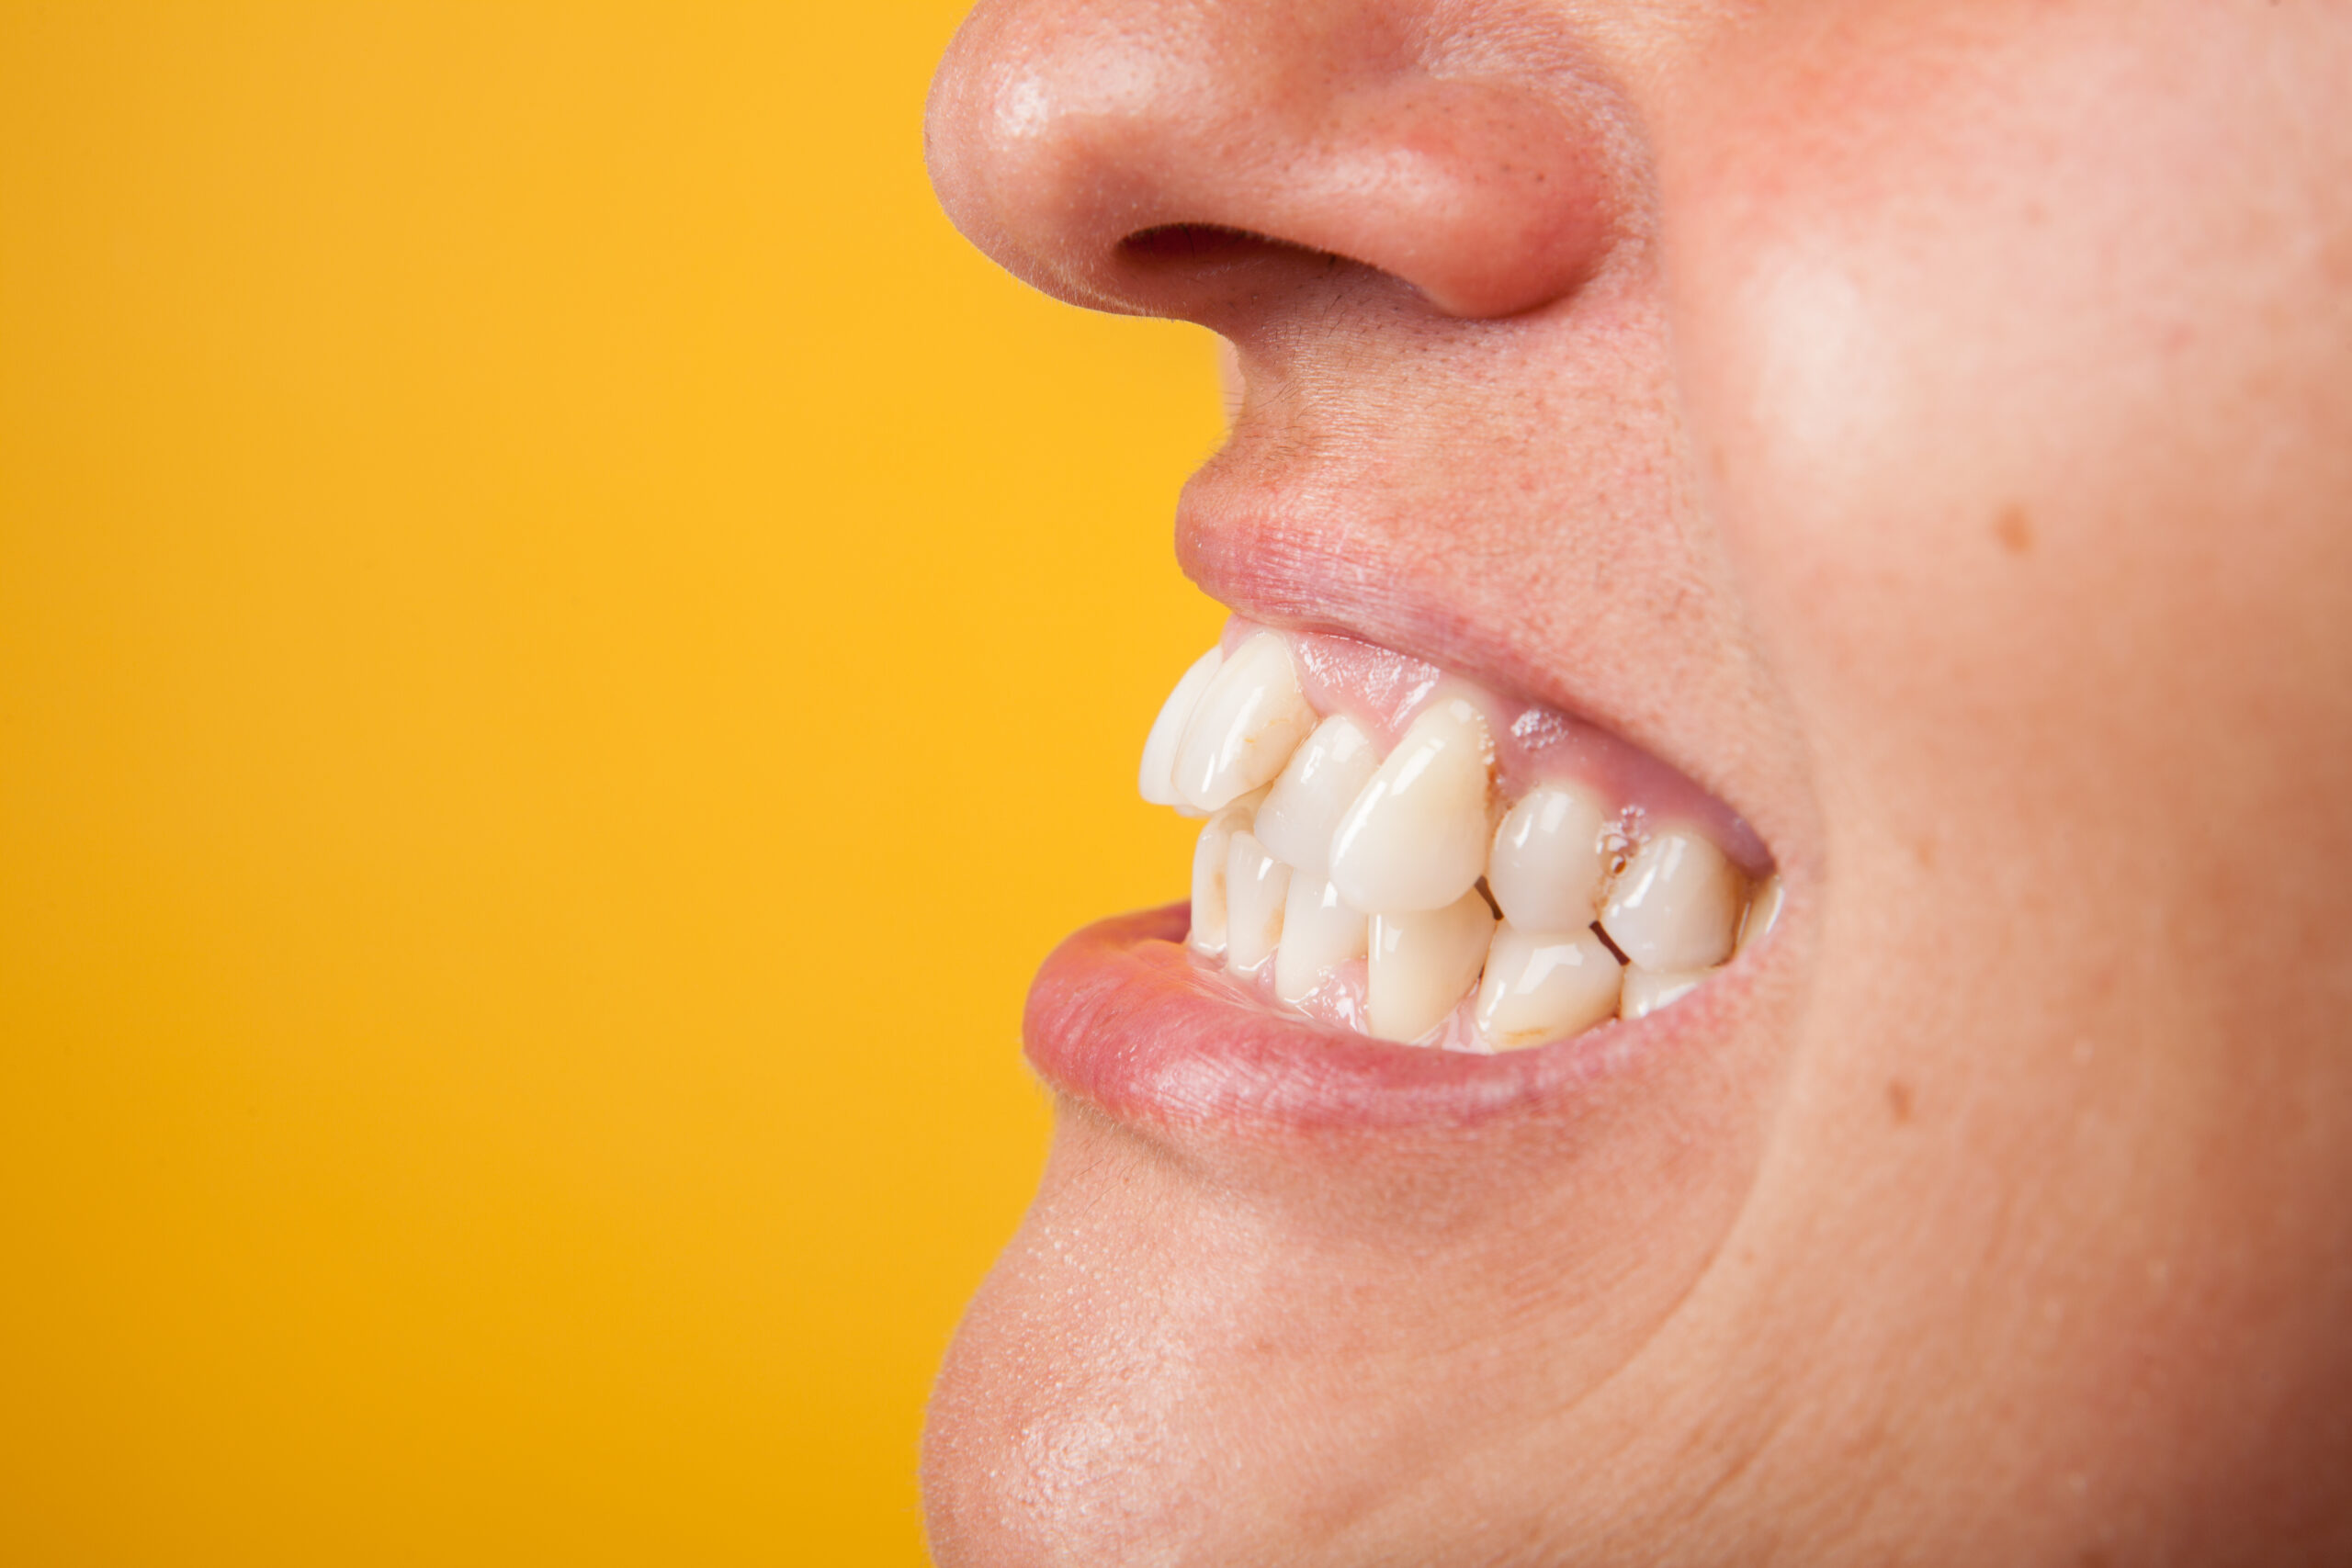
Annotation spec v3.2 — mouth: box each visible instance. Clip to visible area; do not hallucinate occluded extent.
[1025,615,1784,1134]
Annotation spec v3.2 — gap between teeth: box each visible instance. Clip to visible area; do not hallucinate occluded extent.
[1141,630,1781,1052]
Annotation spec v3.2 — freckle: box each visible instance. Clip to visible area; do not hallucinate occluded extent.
[1995,504,2035,556]
[1886,1080,1914,1123]
[1913,837,1936,870]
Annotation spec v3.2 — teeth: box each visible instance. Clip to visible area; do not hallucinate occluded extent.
[1473,923,1623,1050]
[1138,647,1226,808]
[1366,889,1497,1043]
[1619,964,1711,1021]
[1736,873,1784,956]
[1487,784,1611,931]
[1329,698,1496,915]
[1148,628,1771,1053]
[1172,633,1317,812]
[1252,715,1381,880]
[1224,830,1293,976]
[1186,793,1264,957]
[1274,876,1370,1006]
[1600,828,1747,972]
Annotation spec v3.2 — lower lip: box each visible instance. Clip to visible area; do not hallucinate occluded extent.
[1023,904,1735,1134]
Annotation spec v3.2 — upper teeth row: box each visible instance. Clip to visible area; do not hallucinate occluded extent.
[1138,632,1782,1050]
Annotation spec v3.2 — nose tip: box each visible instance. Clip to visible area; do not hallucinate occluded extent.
[926,0,1624,323]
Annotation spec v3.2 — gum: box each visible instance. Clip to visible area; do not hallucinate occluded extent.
[1219,618,1770,875]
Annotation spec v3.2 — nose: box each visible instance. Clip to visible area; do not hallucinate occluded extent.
[925,0,1626,325]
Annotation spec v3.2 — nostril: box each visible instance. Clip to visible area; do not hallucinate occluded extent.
[1121,223,1288,265]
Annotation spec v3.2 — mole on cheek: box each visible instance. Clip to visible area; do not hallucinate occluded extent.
[1995,503,2035,556]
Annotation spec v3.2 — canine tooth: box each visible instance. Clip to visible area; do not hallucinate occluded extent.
[1367,889,1497,1043]
[1253,715,1381,879]
[1619,964,1711,1021]
[1736,873,1784,956]
[1186,799,1259,957]
[1329,698,1496,914]
[1487,784,1611,931]
[1274,876,1370,1005]
[1173,633,1317,811]
[1600,828,1747,971]
[1473,923,1623,1050]
[1139,646,1225,807]
[1225,830,1292,976]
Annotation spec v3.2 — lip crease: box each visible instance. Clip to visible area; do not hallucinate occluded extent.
[1023,900,1770,1134]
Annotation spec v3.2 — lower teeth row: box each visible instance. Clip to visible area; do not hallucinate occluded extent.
[1141,632,1782,1051]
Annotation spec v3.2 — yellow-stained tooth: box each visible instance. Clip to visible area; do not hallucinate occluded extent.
[1274,876,1369,1006]
[1367,888,1497,1043]
[1488,784,1611,931]
[1139,646,1225,808]
[1474,923,1623,1050]
[1253,714,1380,879]
[1186,794,1262,957]
[1619,964,1712,1021]
[1173,633,1317,811]
[1600,828,1746,971]
[1329,698,1496,914]
[1224,830,1291,976]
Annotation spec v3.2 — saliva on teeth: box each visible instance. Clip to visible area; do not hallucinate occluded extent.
[1138,630,1784,1052]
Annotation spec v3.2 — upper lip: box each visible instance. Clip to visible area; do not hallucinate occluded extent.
[1170,424,1792,870]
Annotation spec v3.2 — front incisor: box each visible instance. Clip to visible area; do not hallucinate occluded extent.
[1253,714,1380,880]
[1138,646,1225,807]
[1186,795,1262,956]
[1600,828,1747,971]
[1224,829,1291,976]
[1329,698,1496,914]
[1172,633,1317,812]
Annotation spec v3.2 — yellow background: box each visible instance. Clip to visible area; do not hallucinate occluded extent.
[1,6,1222,1562]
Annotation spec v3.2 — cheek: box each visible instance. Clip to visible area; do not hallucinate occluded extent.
[1657,0,2352,1525]
[1669,3,2352,960]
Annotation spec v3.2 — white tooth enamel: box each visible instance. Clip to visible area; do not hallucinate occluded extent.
[1599,828,1747,971]
[1252,714,1380,880]
[1619,964,1711,1021]
[1186,795,1262,957]
[1139,646,1226,807]
[1273,876,1370,1006]
[1736,873,1784,956]
[1224,830,1292,976]
[1487,784,1611,931]
[1366,888,1497,1043]
[1329,697,1496,914]
[1172,633,1317,811]
[1473,923,1623,1051]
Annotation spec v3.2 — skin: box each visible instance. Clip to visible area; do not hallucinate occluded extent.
[922,1,2352,1562]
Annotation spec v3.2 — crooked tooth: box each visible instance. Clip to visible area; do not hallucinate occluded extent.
[1252,714,1380,880]
[1172,633,1317,812]
[1185,793,1263,957]
[1619,964,1711,1021]
[1329,698,1496,914]
[1273,876,1369,1006]
[1600,828,1747,971]
[1367,888,1497,1043]
[1225,830,1292,976]
[1736,873,1784,956]
[1473,923,1623,1051]
[1139,646,1226,808]
[1487,784,1611,931]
